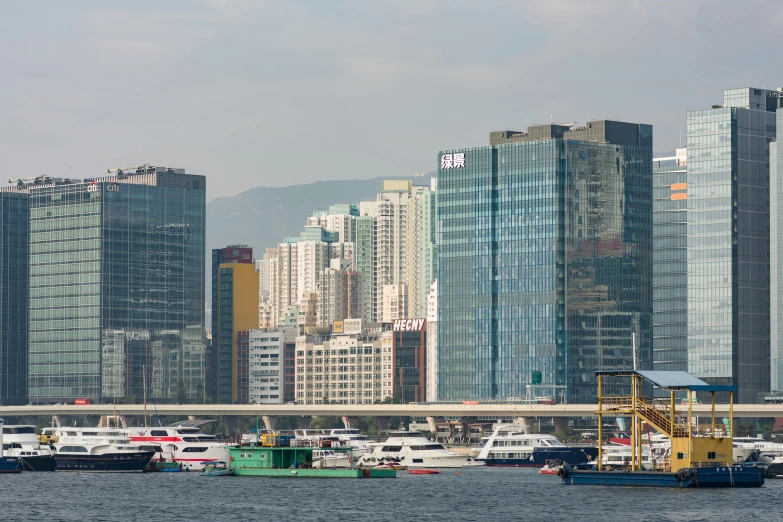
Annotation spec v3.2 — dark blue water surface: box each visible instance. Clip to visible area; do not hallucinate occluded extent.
[3,467,781,521]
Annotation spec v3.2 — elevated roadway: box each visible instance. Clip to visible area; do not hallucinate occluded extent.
[0,403,780,418]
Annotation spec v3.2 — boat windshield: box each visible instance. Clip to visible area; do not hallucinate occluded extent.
[3,427,36,434]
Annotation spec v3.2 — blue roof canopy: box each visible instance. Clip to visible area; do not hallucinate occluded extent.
[595,370,737,392]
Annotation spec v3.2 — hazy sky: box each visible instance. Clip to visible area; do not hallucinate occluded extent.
[2,1,782,200]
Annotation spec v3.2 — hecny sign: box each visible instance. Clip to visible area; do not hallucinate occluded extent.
[392,318,427,332]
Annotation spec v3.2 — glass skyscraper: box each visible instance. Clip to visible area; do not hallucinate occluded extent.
[27,167,206,403]
[0,191,29,405]
[686,88,778,403]
[652,150,688,371]
[438,120,653,403]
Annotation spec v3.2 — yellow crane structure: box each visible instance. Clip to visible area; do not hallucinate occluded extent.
[595,370,735,471]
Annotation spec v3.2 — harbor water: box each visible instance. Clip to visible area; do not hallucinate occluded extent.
[3,467,781,521]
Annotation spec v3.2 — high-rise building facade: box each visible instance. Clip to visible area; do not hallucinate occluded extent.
[381,284,408,323]
[391,318,428,402]
[767,95,783,396]
[316,258,360,328]
[355,216,377,323]
[295,328,391,404]
[687,88,779,402]
[27,167,206,402]
[212,246,259,403]
[426,280,438,402]
[360,181,416,323]
[246,329,284,404]
[653,149,688,371]
[408,179,437,318]
[0,191,29,405]
[438,121,653,402]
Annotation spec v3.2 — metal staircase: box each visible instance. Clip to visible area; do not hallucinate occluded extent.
[634,398,689,438]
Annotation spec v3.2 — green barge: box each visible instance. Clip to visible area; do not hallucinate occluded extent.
[228,445,395,479]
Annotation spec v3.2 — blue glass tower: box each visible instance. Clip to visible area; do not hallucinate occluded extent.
[687,88,779,403]
[438,121,653,402]
[0,190,29,405]
[652,150,688,372]
[27,167,206,403]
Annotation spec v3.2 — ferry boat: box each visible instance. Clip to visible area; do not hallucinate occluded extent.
[356,431,468,468]
[124,425,229,471]
[476,425,597,467]
[52,427,154,472]
[2,425,56,471]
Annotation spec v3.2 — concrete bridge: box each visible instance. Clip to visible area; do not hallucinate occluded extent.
[0,402,780,418]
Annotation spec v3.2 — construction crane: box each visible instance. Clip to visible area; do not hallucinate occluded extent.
[7,175,55,188]
[106,164,156,179]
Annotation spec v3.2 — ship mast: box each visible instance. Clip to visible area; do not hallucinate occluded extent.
[143,365,148,429]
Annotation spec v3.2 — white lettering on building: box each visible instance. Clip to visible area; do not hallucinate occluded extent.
[88,183,119,193]
[392,318,427,332]
[441,153,465,170]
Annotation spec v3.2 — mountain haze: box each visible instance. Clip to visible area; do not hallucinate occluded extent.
[206,176,425,262]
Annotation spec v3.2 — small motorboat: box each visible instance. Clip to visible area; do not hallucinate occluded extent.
[409,469,440,475]
[539,459,564,475]
[200,461,234,477]
[464,457,485,467]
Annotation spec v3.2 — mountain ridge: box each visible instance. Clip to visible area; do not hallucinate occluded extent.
[205,175,427,261]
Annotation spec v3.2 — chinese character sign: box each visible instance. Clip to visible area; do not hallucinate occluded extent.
[441,153,465,170]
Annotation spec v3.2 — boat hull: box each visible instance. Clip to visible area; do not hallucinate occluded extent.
[359,454,468,468]
[54,452,154,473]
[0,457,22,473]
[766,462,783,477]
[18,455,56,472]
[482,448,598,467]
[232,467,396,478]
[560,465,766,488]
[201,469,234,476]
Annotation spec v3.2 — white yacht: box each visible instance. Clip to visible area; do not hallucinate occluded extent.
[476,425,597,467]
[328,429,372,457]
[732,436,783,464]
[313,449,352,468]
[292,429,328,443]
[2,425,56,471]
[587,443,654,470]
[356,431,468,468]
[123,425,230,471]
[52,427,154,472]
